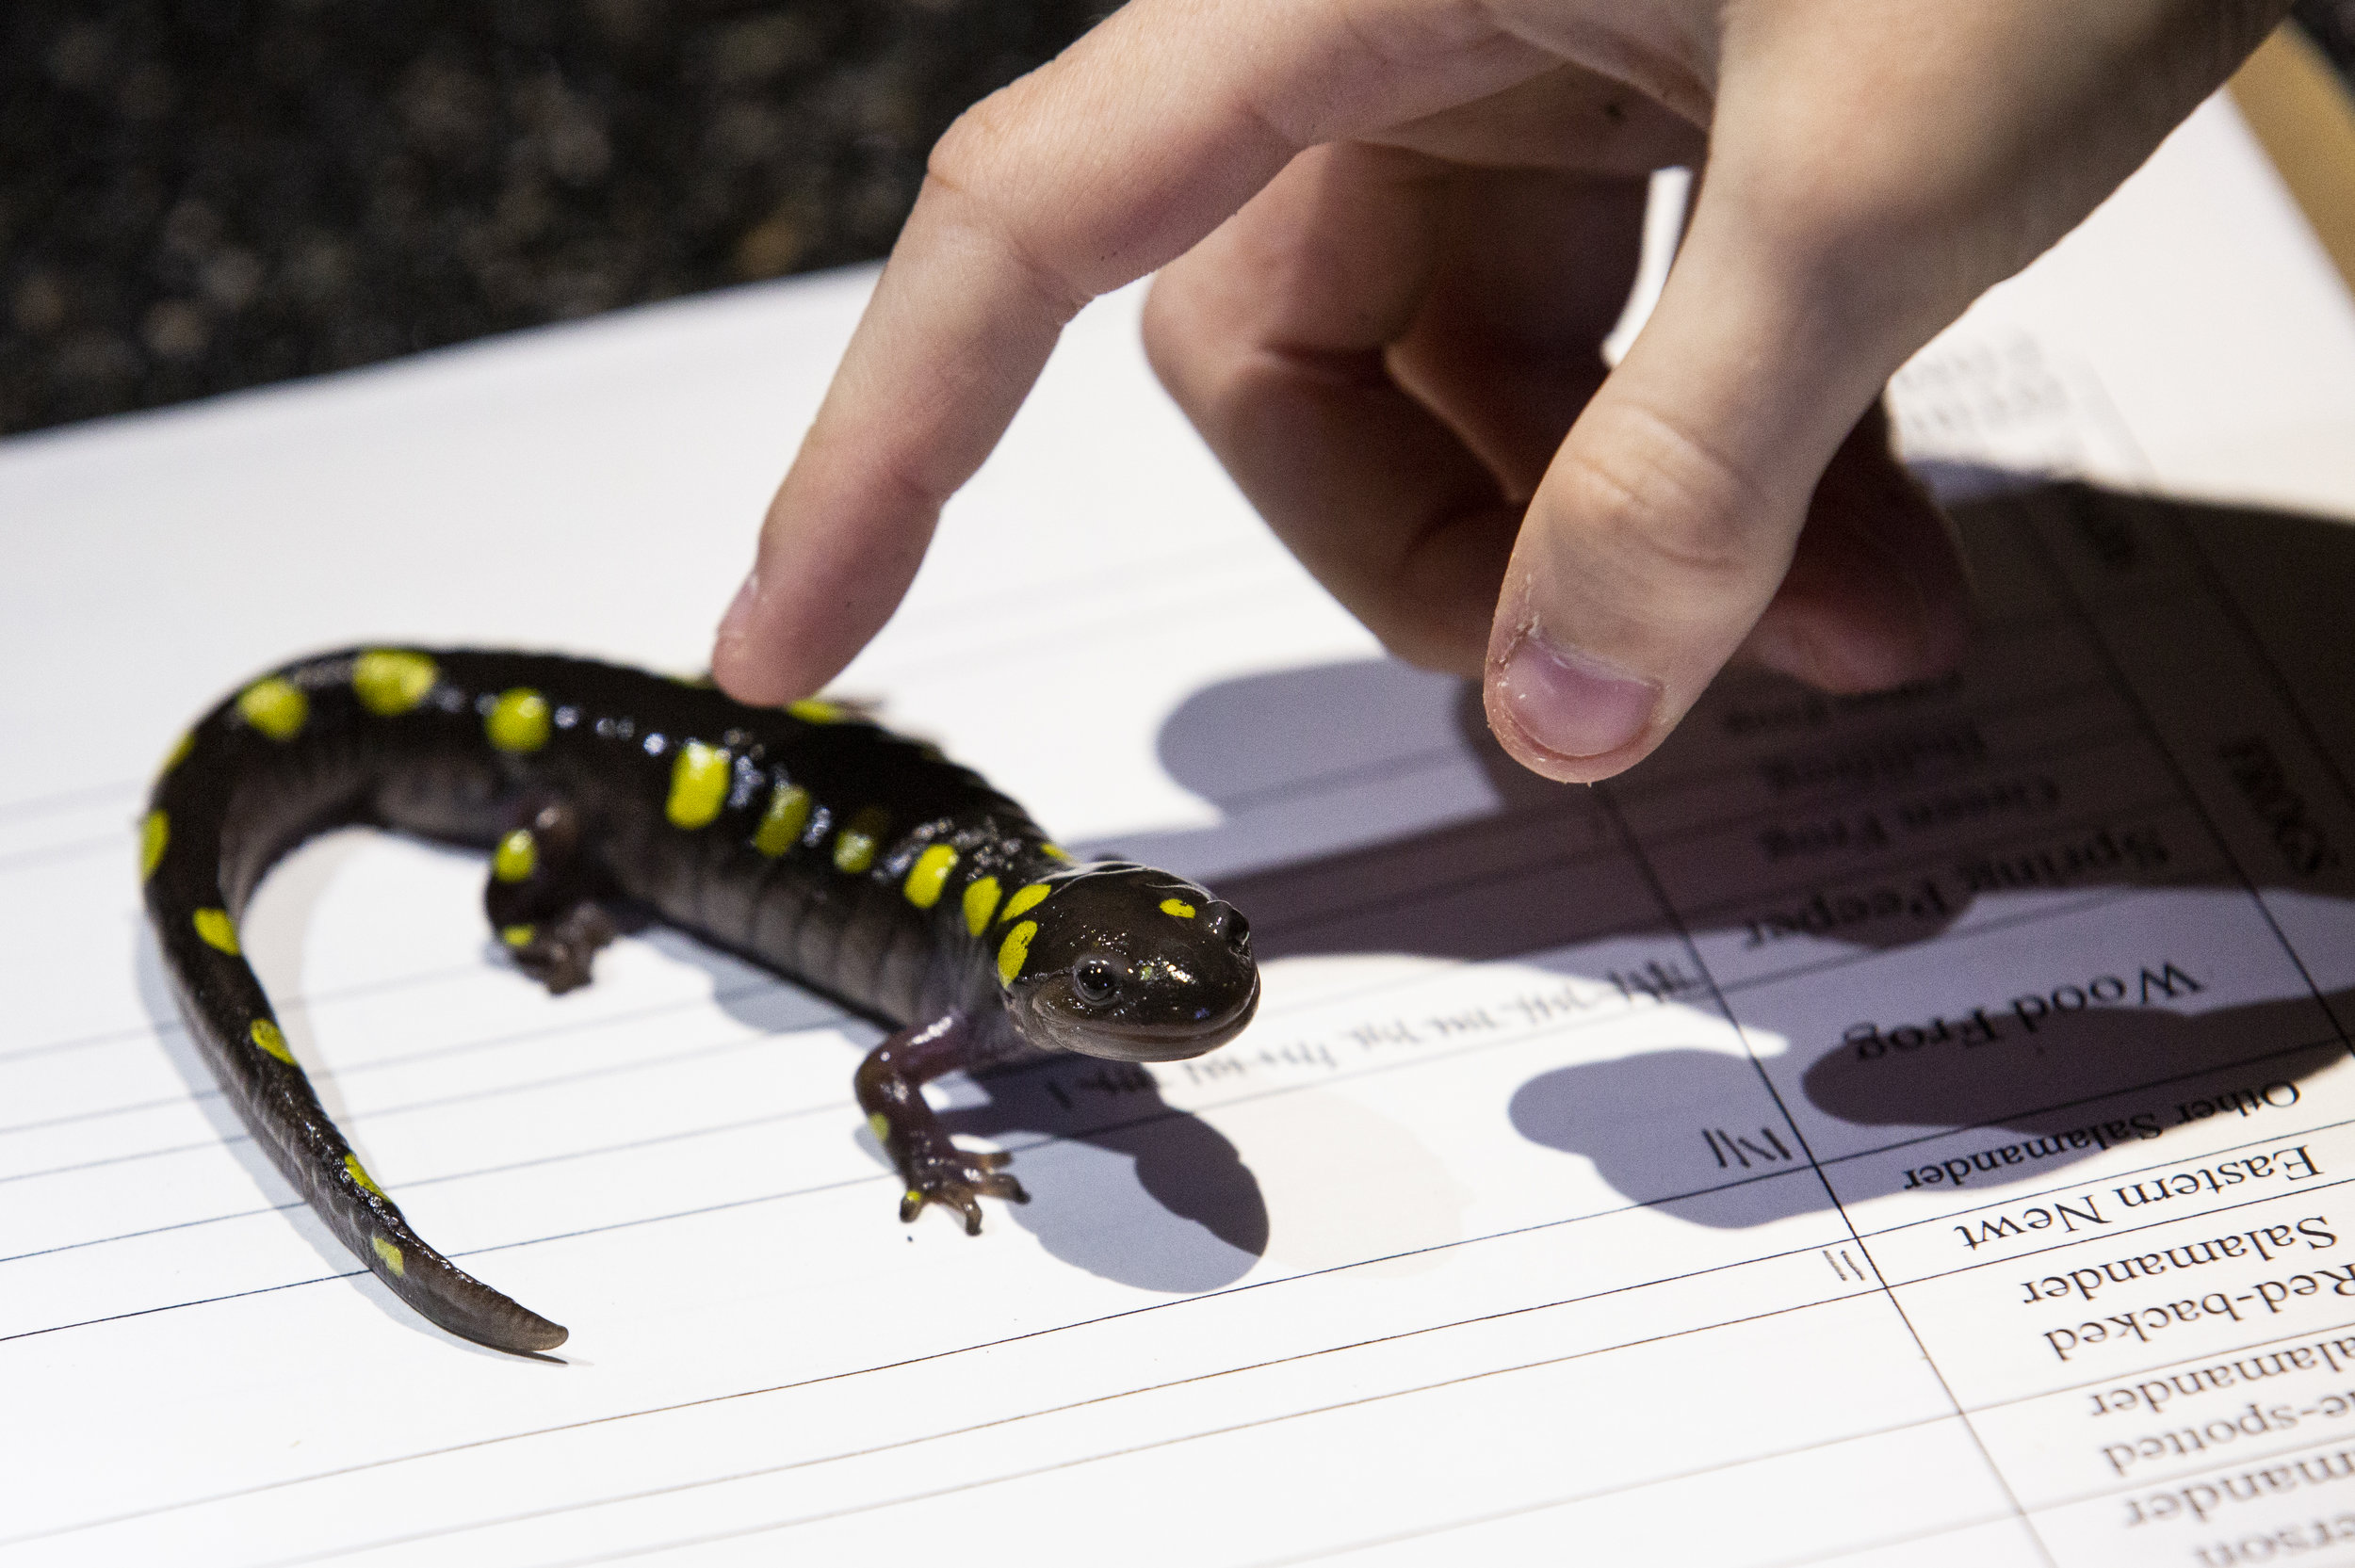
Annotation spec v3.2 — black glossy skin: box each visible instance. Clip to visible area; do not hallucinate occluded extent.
[140,648,1259,1354]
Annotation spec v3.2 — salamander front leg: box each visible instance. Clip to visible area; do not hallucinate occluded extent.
[854,1011,1029,1234]
[483,796,615,994]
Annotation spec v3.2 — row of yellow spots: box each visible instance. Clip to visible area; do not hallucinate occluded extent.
[174,891,300,1070]
[670,741,1069,986]
[446,673,1080,990]
[189,924,295,1079]
[257,1024,406,1275]
[219,658,1092,998]
[155,886,301,1073]
[172,654,459,1284]
[138,657,460,1049]
[664,731,1063,982]
[233,654,560,761]
[215,653,443,752]
[180,908,305,1071]
[242,1018,405,1270]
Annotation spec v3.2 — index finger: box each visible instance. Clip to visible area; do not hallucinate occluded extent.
[710,0,1554,703]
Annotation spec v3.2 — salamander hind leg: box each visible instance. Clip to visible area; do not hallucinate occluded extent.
[855,1012,1029,1235]
[483,796,616,995]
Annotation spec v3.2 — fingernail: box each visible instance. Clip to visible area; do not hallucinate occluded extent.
[1493,627,1660,761]
[716,571,759,648]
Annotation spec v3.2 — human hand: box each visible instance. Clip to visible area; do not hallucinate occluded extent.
[712,0,2283,781]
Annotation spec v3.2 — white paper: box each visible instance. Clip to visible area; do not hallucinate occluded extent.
[4,93,2355,1568]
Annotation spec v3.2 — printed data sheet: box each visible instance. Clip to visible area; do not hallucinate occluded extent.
[3,90,2354,1568]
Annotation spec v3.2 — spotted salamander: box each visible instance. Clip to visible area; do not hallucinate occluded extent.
[141,649,1259,1354]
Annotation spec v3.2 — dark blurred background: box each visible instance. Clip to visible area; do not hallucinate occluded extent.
[4,0,2352,438]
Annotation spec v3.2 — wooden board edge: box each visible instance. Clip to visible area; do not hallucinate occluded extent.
[2232,21,2355,298]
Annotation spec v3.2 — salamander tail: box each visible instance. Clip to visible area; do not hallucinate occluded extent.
[355,1217,570,1354]
[142,653,569,1355]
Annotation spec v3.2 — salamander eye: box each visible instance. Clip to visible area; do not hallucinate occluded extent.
[1072,957,1122,1006]
[1225,912,1251,957]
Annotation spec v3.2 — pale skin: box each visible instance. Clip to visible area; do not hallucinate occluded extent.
[712,0,2287,782]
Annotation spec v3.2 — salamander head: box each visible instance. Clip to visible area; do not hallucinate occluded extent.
[998,861,1259,1063]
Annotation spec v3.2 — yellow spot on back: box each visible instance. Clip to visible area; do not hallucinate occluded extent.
[345,1154,386,1199]
[834,805,889,874]
[493,829,537,883]
[1160,897,1196,919]
[867,1112,891,1143]
[352,650,438,716]
[963,876,1000,936]
[159,730,193,776]
[903,844,958,909]
[372,1235,406,1276]
[237,677,307,740]
[139,811,169,880]
[753,784,812,856]
[486,687,551,752]
[192,907,240,955]
[787,698,848,723]
[250,1019,293,1063]
[1002,882,1050,923]
[666,741,731,829]
[997,920,1038,985]
[501,923,537,947]
[1040,842,1072,861]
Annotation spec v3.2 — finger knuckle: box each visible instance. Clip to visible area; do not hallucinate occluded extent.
[1567,407,1767,584]
[925,92,1016,192]
[923,100,1093,314]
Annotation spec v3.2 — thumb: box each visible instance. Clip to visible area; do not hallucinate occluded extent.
[1483,148,1962,783]
[1481,0,2282,784]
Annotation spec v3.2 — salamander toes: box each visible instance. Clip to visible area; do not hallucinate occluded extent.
[896,1140,1028,1232]
[503,903,617,995]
